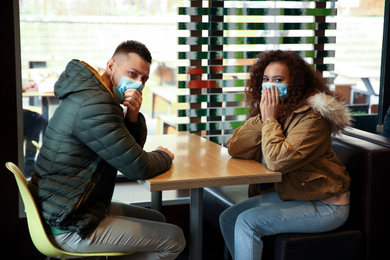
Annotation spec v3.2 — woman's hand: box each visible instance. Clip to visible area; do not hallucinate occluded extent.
[260,86,280,122]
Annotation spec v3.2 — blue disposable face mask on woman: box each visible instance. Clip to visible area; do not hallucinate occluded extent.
[261,82,288,100]
[111,64,144,104]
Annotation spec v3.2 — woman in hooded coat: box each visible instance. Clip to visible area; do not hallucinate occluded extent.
[220,50,352,260]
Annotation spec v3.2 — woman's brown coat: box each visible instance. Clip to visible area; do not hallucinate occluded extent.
[227,93,352,201]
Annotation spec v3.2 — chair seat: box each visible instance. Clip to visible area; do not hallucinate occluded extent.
[262,229,363,260]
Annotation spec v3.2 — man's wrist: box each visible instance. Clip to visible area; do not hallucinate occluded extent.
[126,112,139,123]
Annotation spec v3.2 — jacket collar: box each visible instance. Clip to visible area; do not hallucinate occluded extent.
[285,92,351,135]
[80,61,114,97]
[307,92,352,135]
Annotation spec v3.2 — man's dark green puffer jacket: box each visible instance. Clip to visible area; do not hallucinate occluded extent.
[28,60,172,238]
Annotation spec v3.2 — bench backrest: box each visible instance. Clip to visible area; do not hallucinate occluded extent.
[332,134,390,260]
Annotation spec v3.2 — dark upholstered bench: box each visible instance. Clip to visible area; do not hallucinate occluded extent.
[203,130,390,260]
[343,127,390,148]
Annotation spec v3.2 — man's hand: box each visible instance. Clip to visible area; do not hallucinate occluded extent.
[123,89,143,123]
[260,86,280,122]
[156,146,175,161]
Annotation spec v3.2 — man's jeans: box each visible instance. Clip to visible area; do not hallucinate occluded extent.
[220,191,349,260]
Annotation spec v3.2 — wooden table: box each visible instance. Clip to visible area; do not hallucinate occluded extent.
[22,91,58,121]
[22,91,55,97]
[140,134,281,260]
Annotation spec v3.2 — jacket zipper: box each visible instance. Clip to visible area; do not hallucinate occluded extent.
[72,180,96,225]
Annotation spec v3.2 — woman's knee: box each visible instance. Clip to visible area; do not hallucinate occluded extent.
[235,212,250,232]
[219,207,234,231]
[235,209,266,237]
[219,208,228,224]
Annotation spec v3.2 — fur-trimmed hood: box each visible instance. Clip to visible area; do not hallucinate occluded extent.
[307,92,352,135]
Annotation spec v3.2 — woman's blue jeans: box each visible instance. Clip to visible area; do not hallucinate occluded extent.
[219,191,349,260]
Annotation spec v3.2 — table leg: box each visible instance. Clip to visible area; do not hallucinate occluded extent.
[189,188,203,260]
[152,93,156,119]
[40,96,49,137]
[151,191,162,212]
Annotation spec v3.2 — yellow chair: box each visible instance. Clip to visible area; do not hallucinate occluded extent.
[31,140,41,151]
[5,162,133,260]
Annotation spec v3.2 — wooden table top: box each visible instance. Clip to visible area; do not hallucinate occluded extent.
[140,134,281,191]
[22,91,55,97]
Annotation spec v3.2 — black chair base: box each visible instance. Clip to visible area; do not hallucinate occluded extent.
[263,229,363,260]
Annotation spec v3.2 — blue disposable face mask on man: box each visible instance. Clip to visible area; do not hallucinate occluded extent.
[111,64,144,104]
[261,82,288,100]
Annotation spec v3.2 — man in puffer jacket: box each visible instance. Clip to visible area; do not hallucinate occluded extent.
[28,40,186,259]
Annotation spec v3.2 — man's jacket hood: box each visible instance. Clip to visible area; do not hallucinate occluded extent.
[54,59,110,100]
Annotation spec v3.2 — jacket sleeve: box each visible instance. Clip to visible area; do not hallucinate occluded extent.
[73,95,172,180]
[261,111,330,172]
[124,113,147,148]
[227,115,263,161]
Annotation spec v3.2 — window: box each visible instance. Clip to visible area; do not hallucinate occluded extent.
[332,0,385,133]
[175,0,385,144]
[19,0,386,176]
[177,0,338,145]
[19,0,183,177]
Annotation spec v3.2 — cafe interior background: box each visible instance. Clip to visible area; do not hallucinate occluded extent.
[2,0,389,258]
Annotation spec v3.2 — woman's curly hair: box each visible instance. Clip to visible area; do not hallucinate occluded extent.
[246,50,336,125]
